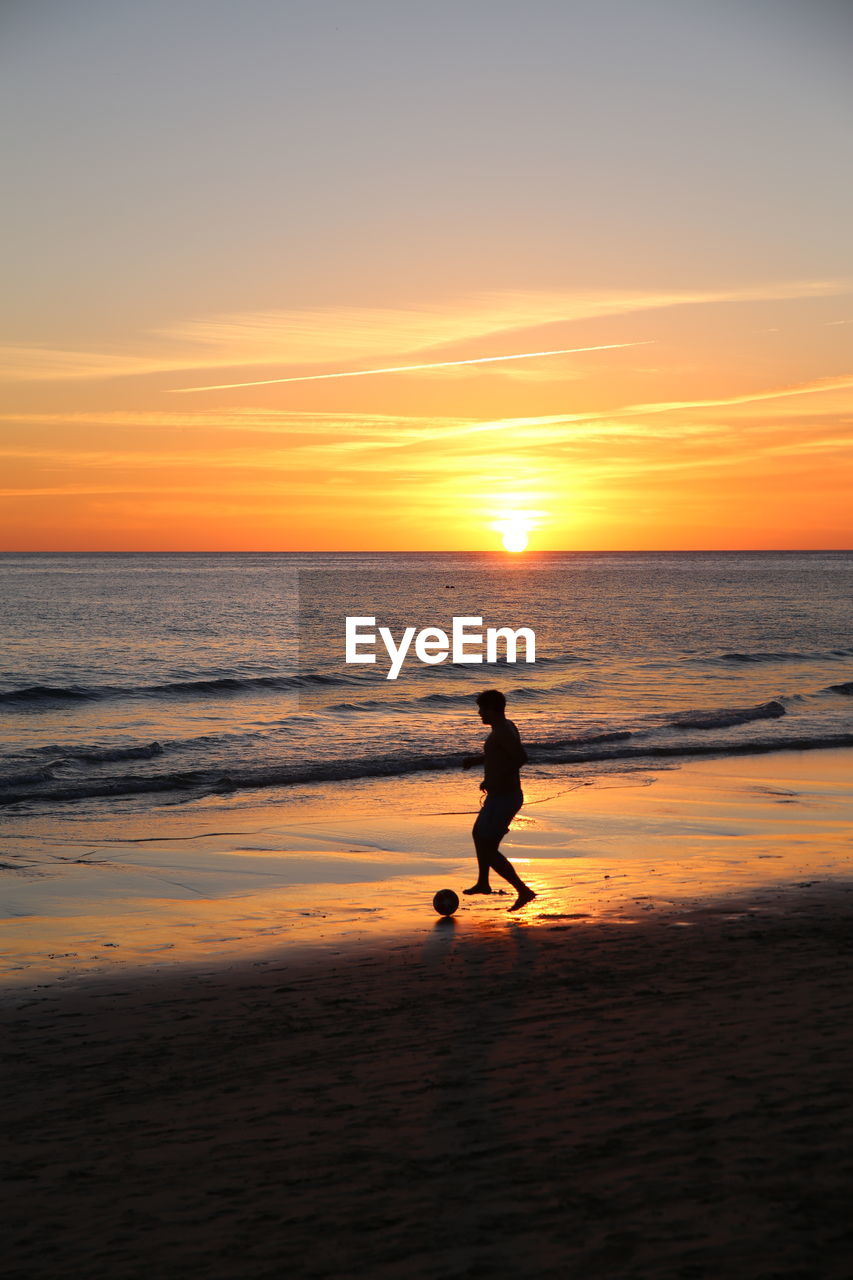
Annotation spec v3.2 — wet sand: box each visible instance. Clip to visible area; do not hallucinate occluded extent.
[3,749,853,1276]
[3,748,853,984]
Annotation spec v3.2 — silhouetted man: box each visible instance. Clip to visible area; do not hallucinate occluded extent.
[462,689,536,912]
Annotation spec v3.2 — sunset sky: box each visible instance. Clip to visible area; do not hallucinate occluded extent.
[1,0,851,551]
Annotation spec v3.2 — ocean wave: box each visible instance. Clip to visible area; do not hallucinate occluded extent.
[826,681,853,696]
[0,672,355,708]
[407,652,589,680]
[533,733,853,769]
[148,673,351,696]
[0,764,61,789]
[328,678,589,715]
[668,700,786,730]
[0,684,94,704]
[35,741,166,764]
[4,729,850,809]
[535,730,634,753]
[718,651,805,664]
[713,649,853,665]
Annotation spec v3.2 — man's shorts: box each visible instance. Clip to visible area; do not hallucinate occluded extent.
[473,788,524,844]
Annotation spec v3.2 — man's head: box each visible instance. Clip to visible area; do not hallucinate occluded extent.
[476,688,506,724]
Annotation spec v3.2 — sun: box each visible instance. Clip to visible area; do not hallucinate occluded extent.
[497,515,531,553]
[502,525,529,553]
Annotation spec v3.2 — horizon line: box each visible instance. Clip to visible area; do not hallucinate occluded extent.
[2,548,850,556]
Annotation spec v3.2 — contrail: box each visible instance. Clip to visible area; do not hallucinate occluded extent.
[168,341,654,393]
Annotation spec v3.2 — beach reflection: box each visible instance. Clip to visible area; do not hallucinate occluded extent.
[2,749,852,986]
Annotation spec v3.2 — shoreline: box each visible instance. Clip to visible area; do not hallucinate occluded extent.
[3,728,852,810]
[1,745,852,989]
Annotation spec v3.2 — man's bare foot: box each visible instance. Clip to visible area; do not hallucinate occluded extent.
[508,887,536,912]
[463,884,492,895]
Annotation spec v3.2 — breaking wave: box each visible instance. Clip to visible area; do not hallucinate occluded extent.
[2,730,851,810]
[668,700,786,730]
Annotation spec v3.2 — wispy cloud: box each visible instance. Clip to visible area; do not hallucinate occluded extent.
[311,374,853,454]
[160,280,841,363]
[0,279,844,384]
[617,375,853,418]
[0,346,179,384]
[5,371,850,513]
[3,373,851,461]
[169,342,653,393]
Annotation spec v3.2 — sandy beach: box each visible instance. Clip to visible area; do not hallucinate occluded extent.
[3,749,853,1277]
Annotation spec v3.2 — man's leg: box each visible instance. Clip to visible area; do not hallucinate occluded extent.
[488,843,537,912]
[488,847,523,890]
[463,834,494,894]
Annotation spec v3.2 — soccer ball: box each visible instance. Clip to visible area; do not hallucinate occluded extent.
[433,888,460,916]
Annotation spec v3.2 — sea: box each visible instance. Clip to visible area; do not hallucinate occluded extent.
[1,551,851,817]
